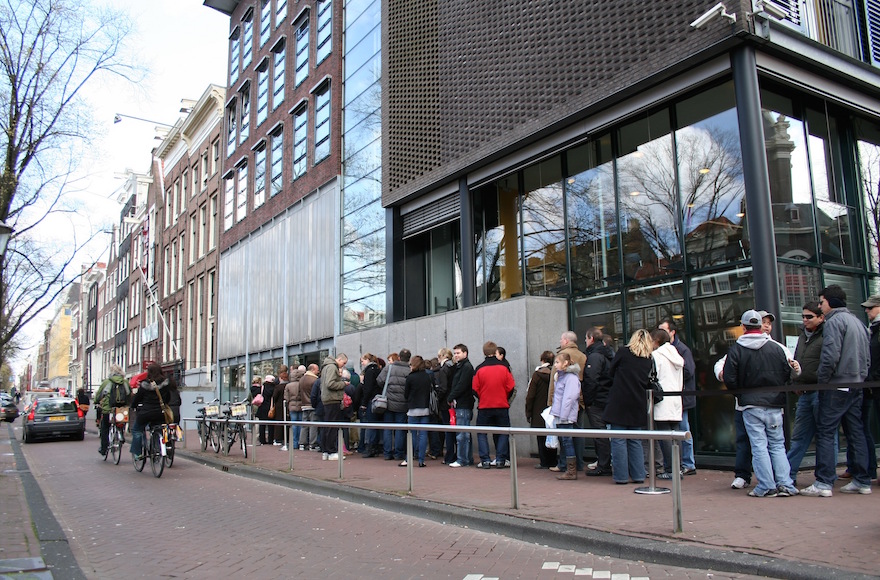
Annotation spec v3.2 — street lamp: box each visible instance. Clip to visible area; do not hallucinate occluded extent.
[113,113,174,128]
[0,219,12,255]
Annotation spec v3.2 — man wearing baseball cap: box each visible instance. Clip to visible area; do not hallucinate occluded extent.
[855,295,880,483]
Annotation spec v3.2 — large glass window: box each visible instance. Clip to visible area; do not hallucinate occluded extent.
[229,28,240,85]
[259,0,272,47]
[616,110,681,282]
[294,18,309,87]
[675,83,747,270]
[241,11,253,69]
[293,106,308,179]
[567,135,617,292]
[856,117,880,273]
[254,146,266,209]
[239,84,250,145]
[226,101,237,157]
[276,0,287,27]
[521,156,567,297]
[474,176,522,303]
[626,280,683,336]
[256,64,269,126]
[403,222,461,318]
[223,177,234,231]
[316,0,332,63]
[270,128,283,196]
[314,85,331,162]
[236,163,248,223]
[272,42,285,110]
[572,290,623,345]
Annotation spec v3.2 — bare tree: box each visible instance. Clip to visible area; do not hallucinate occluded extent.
[0,0,136,358]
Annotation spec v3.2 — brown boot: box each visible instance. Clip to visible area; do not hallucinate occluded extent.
[557,457,578,480]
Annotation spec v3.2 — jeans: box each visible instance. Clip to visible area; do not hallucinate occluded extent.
[408,415,430,463]
[815,389,870,488]
[289,410,303,449]
[301,409,318,448]
[384,410,407,459]
[476,408,510,464]
[846,393,880,477]
[360,405,381,454]
[557,423,576,459]
[130,410,163,457]
[609,424,645,483]
[785,392,841,482]
[734,409,753,482]
[321,403,342,454]
[677,410,696,470]
[99,412,110,454]
[585,405,610,471]
[557,410,585,471]
[455,408,473,465]
[743,406,793,495]
[654,421,677,473]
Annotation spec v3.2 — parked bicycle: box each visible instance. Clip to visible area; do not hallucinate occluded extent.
[104,407,129,465]
[220,401,249,458]
[196,398,221,452]
[132,422,171,478]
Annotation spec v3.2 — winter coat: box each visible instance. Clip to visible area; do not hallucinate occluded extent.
[447,358,475,410]
[868,319,880,385]
[434,360,454,413]
[310,378,324,418]
[95,373,129,413]
[285,368,307,412]
[550,363,581,424]
[651,343,684,422]
[472,356,515,409]
[525,364,552,427]
[602,347,653,428]
[792,324,824,386]
[131,378,173,418]
[320,356,346,404]
[723,331,791,408]
[404,368,433,413]
[256,381,275,419]
[547,344,587,407]
[670,337,696,410]
[379,360,411,413]
[299,371,318,410]
[817,307,870,385]
[582,342,614,409]
[360,363,382,407]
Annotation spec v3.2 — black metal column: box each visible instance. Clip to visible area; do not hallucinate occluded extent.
[459,177,476,308]
[385,206,404,323]
[732,46,781,334]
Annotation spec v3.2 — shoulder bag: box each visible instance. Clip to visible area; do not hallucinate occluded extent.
[372,381,389,416]
[155,384,175,424]
[648,359,664,404]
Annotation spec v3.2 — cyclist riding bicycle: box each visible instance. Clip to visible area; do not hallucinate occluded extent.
[130,363,175,461]
[95,364,129,456]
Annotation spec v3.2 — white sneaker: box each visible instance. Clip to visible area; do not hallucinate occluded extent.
[587,461,598,470]
[800,483,832,497]
[730,477,747,489]
[280,446,288,451]
[273,441,282,446]
[327,452,342,460]
[840,481,872,495]
[448,461,463,468]
[322,452,329,461]
[488,459,498,466]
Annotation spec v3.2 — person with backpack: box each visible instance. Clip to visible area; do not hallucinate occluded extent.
[94,364,130,457]
[583,327,615,476]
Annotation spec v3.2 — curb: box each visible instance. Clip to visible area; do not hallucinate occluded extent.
[178,449,876,580]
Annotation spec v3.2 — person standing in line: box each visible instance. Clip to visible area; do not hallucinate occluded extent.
[473,341,515,469]
[358,354,383,457]
[447,344,475,468]
[658,319,697,476]
[525,350,557,469]
[272,366,289,445]
[284,365,306,451]
[550,352,581,480]
[403,355,433,467]
[299,364,320,450]
[723,310,800,498]
[858,295,880,482]
[801,285,871,497]
[255,375,276,446]
[320,353,349,461]
[651,329,684,480]
[379,349,412,461]
[603,329,654,485]
[547,331,587,473]
[786,302,827,485]
[583,328,614,477]
[431,348,455,463]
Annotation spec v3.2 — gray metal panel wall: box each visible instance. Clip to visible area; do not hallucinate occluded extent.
[217,180,337,360]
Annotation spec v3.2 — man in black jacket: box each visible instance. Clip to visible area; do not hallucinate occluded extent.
[583,328,614,476]
[723,310,800,498]
[447,343,475,467]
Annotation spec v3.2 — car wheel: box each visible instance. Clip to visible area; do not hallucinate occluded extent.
[23,428,31,443]
[74,430,85,441]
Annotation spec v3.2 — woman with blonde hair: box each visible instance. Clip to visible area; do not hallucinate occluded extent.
[602,329,655,484]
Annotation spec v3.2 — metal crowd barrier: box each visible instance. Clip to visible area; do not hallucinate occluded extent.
[182,413,691,533]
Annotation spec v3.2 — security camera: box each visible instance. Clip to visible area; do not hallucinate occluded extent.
[756,1,787,20]
[690,2,737,28]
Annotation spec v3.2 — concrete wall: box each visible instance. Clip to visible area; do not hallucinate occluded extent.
[336,295,568,458]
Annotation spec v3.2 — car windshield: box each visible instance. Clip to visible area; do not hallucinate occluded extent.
[36,401,76,414]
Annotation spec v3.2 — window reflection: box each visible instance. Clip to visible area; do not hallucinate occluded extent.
[474,176,522,303]
[856,118,880,272]
[572,291,623,344]
[343,292,386,332]
[521,156,567,296]
[567,136,617,292]
[625,280,683,336]
[617,111,682,281]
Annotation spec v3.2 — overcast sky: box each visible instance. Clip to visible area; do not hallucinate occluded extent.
[14,0,230,372]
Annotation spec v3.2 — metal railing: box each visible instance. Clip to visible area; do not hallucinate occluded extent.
[182,413,691,532]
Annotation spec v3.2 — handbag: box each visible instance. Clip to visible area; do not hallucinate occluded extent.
[428,386,440,417]
[268,399,276,419]
[252,393,264,406]
[155,385,175,424]
[342,393,352,408]
[371,381,390,415]
[648,359,664,404]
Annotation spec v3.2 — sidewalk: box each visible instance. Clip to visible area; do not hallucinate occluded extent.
[179,427,879,579]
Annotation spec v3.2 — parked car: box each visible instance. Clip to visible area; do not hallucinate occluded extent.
[0,394,19,422]
[22,397,85,442]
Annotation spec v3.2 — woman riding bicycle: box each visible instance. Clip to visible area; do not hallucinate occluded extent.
[130,363,175,460]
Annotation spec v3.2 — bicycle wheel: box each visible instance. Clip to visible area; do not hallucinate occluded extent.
[132,434,146,472]
[199,420,208,451]
[102,426,109,462]
[210,421,221,453]
[240,425,248,458]
[111,426,122,465]
[225,423,235,454]
[150,429,165,478]
[164,434,175,467]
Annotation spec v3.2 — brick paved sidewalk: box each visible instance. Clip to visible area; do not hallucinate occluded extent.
[178,427,880,578]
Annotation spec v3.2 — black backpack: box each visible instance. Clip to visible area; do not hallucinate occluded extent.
[109,381,131,407]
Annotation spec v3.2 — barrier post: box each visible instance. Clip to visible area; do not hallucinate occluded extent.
[509,434,519,509]
[337,428,345,479]
[635,390,670,495]
[406,425,414,492]
[672,440,683,533]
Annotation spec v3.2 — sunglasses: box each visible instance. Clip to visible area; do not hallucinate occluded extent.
[802,314,817,319]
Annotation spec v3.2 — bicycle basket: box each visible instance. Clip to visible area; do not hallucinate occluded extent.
[231,403,248,417]
[112,407,130,423]
[205,404,220,417]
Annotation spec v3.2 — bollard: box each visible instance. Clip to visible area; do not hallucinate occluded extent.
[509,435,519,509]
[635,389,671,495]
[406,426,414,493]
[337,428,345,479]
[672,440,683,533]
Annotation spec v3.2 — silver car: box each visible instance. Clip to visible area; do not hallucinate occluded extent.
[22,397,86,442]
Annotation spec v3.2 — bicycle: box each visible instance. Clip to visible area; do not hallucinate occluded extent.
[132,422,170,478]
[221,401,249,458]
[105,407,129,465]
[196,398,220,452]
[164,423,179,467]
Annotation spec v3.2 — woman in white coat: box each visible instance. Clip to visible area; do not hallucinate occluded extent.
[651,328,684,479]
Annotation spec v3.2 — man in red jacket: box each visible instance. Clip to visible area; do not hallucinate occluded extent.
[473,341,515,468]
